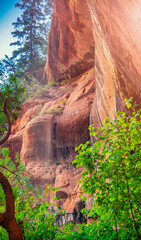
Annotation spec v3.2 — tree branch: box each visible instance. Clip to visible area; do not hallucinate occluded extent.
[0,172,23,239]
[0,91,23,239]
[0,92,11,145]
[0,172,14,218]
[0,165,23,185]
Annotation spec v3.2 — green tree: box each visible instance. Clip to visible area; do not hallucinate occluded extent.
[0,76,24,143]
[0,55,24,90]
[1,55,16,76]
[11,0,47,74]
[73,98,141,240]
[0,148,62,239]
[44,0,53,16]
[40,0,54,61]
[0,68,24,238]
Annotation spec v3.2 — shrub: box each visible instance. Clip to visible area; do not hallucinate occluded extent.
[0,148,61,240]
[1,98,140,240]
[61,99,67,106]
[73,98,141,240]
[47,106,56,114]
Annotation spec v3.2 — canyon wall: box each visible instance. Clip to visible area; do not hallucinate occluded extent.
[45,0,141,126]
[5,68,95,210]
[88,0,141,126]
[4,0,141,212]
[45,0,95,81]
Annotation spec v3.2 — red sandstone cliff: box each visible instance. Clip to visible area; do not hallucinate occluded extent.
[45,0,141,125]
[45,0,95,81]
[3,0,141,211]
[4,68,95,210]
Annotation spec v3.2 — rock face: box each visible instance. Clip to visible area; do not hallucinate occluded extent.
[45,0,95,81]
[21,115,54,166]
[45,0,141,125]
[88,0,141,126]
[20,69,95,168]
[4,0,141,212]
[5,68,95,210]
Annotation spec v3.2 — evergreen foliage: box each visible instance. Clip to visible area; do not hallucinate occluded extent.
[0,75,24,141]
[0,0,53,106]
[11,0,47,73]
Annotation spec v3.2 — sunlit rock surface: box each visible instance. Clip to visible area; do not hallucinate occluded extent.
[88,0,141,125]
[3,0,141,212]
[46,0,141,126]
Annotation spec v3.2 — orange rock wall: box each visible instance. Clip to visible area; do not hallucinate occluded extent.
[88,0,141,125]
[46,0,141,125]
[3,0,141,212]
[4,68,95,210]
[45,0,95,81]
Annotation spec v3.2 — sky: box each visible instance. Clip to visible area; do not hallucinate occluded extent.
[0,0,20,60]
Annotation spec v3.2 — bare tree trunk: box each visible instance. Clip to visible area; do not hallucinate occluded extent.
[0,173,23,239]
[0,92,23,239]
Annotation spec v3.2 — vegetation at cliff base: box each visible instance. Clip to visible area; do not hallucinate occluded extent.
[0,98,140,239]
[73,98,141,240]
[0,148,60,239]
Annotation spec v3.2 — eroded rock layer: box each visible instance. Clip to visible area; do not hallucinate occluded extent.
[4,68,95,210]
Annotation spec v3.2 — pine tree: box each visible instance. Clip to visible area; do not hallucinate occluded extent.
[10,0,47,75]
[44,0,54,16]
